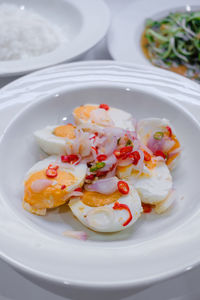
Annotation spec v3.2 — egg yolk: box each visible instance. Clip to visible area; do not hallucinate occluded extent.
[167,134,180,165]
[81,190,121,207]
[24,169,76,209]
[73,105,98,121]
[53,124,76,138]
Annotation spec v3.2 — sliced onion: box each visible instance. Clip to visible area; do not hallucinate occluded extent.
[90,109,114,127]
[100,154,117,171]
[147,135,164,153]
[117,158,133,167]
[105,165,117,178]
[31,179,52,193]
[63,230,88,241]
[103,127,126,139]
[131,149,144,176]
[168,147,181,158]
[85,177,118,195]
[162,138,175,152]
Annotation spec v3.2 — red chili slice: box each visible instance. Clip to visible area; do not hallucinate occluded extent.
[117,181,129,194]
[46,168,57,178]
[91,146,98,155]
[142,203,152,213]
[74,187,83,192]
[143,150,151,161]
[61,185,66,190]
[166,126,172,137]
[113,149,121,159]
[154,150,166,159]
[129,151,140,165]
[113,202,132,226]
[48,164,59,170]
[120,146,133,155]
[61,154,79,164]
[97,154,107,162]
[99,104,109,111]
[86,174,95,180]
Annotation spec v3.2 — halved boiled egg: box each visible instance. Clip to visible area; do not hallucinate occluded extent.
[73,104,134,132]
[69,183,142,232]
[23,155,87,215]
[137,118,181,170]
[117,158,172,206]
[34,123,76,155]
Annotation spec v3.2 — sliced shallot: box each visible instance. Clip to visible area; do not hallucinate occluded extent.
[31,179,52,193]
[85,177,118,195]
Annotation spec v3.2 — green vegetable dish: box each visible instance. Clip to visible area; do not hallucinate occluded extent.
[141,11,200,81]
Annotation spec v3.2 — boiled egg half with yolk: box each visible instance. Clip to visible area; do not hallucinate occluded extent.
[137,118,181,170]
[69,183,142,232]
[73,104,135,132]
[34,123,76,155]
[117,158,173,212]
[23,155,87,215]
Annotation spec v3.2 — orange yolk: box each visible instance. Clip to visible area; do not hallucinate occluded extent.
[73,105,98,121]
[145,158,157,169]
[82,190,121,207]
[24,169,76,209]
[53,124,76,138]
[167,134,180,165]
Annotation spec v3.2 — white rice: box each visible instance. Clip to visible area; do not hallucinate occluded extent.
[0,4,66,61]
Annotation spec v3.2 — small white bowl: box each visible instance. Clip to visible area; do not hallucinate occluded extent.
[0,0,110,76]
[0,80,200,291]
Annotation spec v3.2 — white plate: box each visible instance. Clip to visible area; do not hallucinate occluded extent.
[0,0,110,76]
[107,0,200,70]
[0,61,200,292]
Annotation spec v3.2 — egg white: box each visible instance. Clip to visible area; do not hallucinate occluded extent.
[73,104,135,132]
[34,125,74,155]
[117,162,172,205]
[69,185,142,233]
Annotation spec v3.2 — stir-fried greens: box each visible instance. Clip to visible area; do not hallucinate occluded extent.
[143,11,200,81]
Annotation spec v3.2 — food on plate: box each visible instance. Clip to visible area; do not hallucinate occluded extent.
[73,103,135,131]
[23,103,181,234]
[117,158,173,212]
[0,4,66,61]
[141,11,200,81]
[34,124,76,155]
[69,179,142,232]
[23,155,87,215]
[137,118,181,169]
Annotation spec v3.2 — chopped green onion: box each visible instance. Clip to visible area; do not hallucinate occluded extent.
[143,11,200,81]
[153,131,164,140]
[90,162,105,172]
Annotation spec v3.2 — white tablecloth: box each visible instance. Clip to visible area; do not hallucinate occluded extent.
[0,1,200,299]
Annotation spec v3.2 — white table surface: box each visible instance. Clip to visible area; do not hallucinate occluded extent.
[0,1,200,299]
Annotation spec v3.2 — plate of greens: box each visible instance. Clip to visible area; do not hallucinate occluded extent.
[108,0,200,82]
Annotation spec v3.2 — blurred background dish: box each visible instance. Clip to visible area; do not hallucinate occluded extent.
[107,0,200,82]
[0,0,110,76]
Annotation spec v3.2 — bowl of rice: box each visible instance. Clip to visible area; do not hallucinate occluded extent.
[0,0,110,76]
